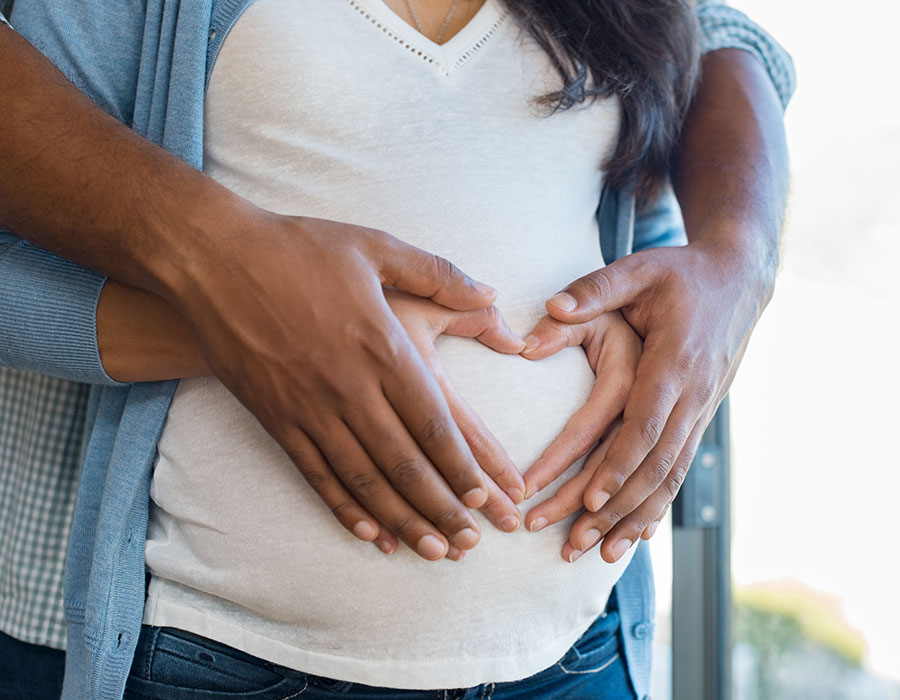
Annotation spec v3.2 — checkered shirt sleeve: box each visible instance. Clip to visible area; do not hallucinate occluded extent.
[0,369,88,649]
[697,0,796,109]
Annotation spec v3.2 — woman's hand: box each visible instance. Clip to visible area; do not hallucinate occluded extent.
[526,420,625,564]
[517,310,642,561]
[377,289,527,560]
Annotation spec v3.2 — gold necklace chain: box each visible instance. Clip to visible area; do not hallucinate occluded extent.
[403,0,462,43]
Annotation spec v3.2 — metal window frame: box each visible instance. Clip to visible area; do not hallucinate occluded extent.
[671,399,732,700]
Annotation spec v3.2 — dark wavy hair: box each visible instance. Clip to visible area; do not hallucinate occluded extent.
[508,0,699,200]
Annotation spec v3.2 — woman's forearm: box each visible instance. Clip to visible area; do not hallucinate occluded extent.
[96,281,209,382]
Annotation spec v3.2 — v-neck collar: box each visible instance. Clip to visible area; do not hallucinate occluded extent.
[347,0,508,74]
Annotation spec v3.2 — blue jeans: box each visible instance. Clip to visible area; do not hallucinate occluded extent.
[123,607,636,700]
[0,629,65,700]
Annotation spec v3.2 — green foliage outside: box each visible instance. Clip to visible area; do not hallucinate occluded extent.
[734,584,867,699]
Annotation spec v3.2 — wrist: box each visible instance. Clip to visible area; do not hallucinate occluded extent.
[688,227,777,312]
[142,178,263,309]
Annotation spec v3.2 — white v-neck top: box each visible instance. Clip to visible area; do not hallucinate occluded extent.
[144,0,635,689]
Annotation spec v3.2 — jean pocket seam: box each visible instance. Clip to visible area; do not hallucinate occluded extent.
[557,651,620,675]
[156,646,281,686]
[277,676,309,700]
[143,627,160,680]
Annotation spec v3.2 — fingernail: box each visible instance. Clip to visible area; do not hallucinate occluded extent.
[353,521,378,541]
[589,490,611,512]
[524,485,539,500]
[610,538,633,561]
[529,516,548,533]
[501,515,520,532]
[548,292,577,312]
[507,487,524,504]
[462,487,488,508]
[451,527,480,550]
[447,546,466,562]
[582,528,602,550]
[376,540,395,555]
[476,282,498,298]
[417,534,447,560]
[522,335,541,354]
[643,521,661,540]
[568,549,583,563]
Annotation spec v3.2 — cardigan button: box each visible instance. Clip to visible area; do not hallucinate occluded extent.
[632,622,653,639]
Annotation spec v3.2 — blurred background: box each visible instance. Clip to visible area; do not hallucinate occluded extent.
[651,2,900,698]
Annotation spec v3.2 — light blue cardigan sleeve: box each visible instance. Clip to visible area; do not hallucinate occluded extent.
[0,2,145,384]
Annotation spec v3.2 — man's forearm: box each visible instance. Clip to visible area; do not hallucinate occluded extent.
[0,22,239,300]
[672,47,790,302]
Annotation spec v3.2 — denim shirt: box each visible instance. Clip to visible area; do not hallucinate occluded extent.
[0,3,794,698]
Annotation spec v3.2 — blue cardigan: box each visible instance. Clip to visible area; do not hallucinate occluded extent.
[0,2,794,698]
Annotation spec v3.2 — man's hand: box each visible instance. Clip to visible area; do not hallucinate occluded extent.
[1,26,523,563]
[520,46,789,563]
[532,238,766,562]
[169,209,519,562]
[383,289,526,559]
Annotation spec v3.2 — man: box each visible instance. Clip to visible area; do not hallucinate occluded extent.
[0,2,793,698]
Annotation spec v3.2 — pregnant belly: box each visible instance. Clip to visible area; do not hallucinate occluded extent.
[146,338,635,679]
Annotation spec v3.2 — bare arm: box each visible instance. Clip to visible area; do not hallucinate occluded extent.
[95,282,208,383]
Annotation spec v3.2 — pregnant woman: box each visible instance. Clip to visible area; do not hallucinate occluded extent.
[2,0,700,698]
[117,1,697,698]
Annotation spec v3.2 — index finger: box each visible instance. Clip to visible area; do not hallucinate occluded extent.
[523,368,629,498]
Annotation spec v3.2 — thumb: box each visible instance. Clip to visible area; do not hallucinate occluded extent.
[443,306,526,354]
[376,234,497,311]
[545,253,657,324]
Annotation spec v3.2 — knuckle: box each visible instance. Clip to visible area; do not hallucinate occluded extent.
[301,467,331,493]
[329,498,355,519]
[599,503,627,530]
[346,472,380,500]
[464,428,493,459]
[364,333,406,370]
[695,377,717,407]
[570,430,600,457]
[433,507,462,529]
[599,461,628,492]
[647,455,674,487]
[434,255,461,284]
[663,465,689,500]
[388,456,426,489]
[393,516,419,540]
[674,347,698,379]
[639,414,664,446]
[481,490,504,513]
[583,270,612,301]
[418,416,452,451]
